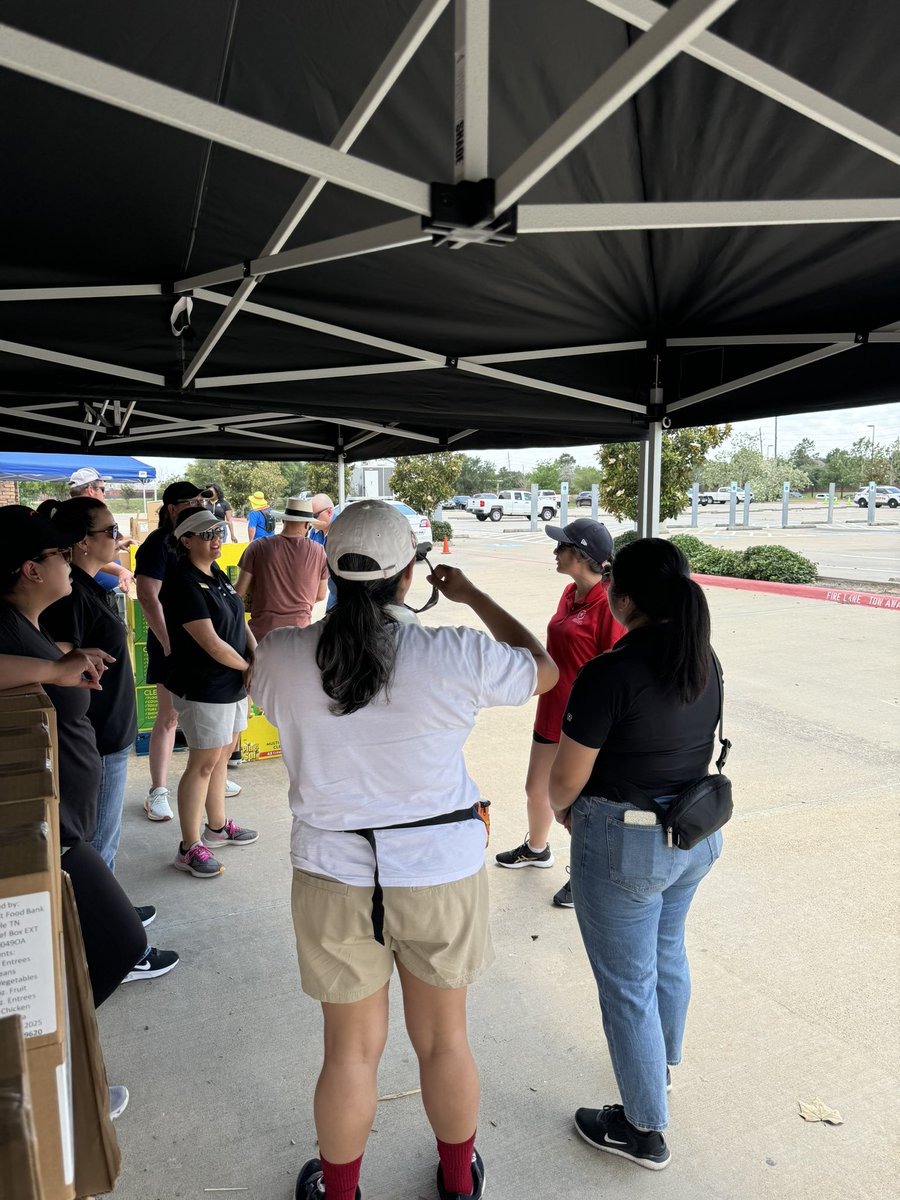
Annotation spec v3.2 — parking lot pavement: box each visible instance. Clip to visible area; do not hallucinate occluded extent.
[102,553,899,1200]
[442,508,900,584]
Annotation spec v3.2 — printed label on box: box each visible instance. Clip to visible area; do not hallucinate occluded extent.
[0,891,56,1037]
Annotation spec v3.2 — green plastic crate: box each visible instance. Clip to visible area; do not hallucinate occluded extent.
[135,685,158,731]
[132,642,149,686]
[128,599,149,643]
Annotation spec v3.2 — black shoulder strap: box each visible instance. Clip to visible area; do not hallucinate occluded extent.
[710,649,731,773]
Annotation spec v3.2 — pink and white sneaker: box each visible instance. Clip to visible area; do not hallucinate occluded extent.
[174,840,224,878]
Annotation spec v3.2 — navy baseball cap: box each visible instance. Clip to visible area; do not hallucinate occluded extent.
[545,518,613,563]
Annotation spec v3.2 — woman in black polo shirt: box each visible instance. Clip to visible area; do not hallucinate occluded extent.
[549,538,722,1172]
[0,505,169,1006]
[160,508,259,879]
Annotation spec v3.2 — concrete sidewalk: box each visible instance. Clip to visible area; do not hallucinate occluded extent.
[101,547,899,1199]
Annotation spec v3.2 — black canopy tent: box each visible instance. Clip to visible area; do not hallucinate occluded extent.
[1,0,898,531]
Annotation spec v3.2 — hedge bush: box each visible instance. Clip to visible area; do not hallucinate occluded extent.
[736,544,818,585]
[613,529,639,553]
[610,529,818,585]
[431,519,453,543]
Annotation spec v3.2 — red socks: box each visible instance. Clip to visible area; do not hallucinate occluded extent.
[320,1153,362,1200]
[437,1132,477,1196]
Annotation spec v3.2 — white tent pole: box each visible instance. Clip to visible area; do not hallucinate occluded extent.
[195,286,445,364]
[494,0,738,209]
[0,405,99,434]
[454,0,490,181]
[0,26,431,215]
[0,284,162,301]
[0,422,78,446]
[447,428,479,443]
[178,0,448,382]
[456,360,646,413]
[194,361,443,389]
[517,198,900,232]
[0,338,165,386]
[637,411,663,539]
[666,342,859,413]
[337,453,347,507]
[587,0,900,169]
[344,431,381,453]
[466,341,645,363]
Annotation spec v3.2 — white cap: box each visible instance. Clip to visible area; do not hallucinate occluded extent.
[173,508,223,538]
[69,466,103,488]
[326,500,417,581]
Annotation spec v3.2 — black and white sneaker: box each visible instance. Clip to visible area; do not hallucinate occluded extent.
[436,1147,485,1200]
[134,905,156,927]
[124,947,180,983]
[495,837,554,868]
[574,1104,671,1170]
[295,1158,361,1200]
[552,866,574,907]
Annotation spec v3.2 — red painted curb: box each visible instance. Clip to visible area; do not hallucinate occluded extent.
[693,573,900,612]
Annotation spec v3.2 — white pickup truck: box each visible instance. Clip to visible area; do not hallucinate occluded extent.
[472,489,559,522]
[696,487,752,505]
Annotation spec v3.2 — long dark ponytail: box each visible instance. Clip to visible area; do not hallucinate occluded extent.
[609,538,711,703]
[315,554,403,715]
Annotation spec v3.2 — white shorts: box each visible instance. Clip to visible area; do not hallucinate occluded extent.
[171,695,248,750]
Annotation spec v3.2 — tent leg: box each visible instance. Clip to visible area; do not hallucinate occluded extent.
[637,415,662,539]
[337,453,346,507]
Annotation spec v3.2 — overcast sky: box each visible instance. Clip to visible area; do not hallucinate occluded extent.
[144,401,900,480]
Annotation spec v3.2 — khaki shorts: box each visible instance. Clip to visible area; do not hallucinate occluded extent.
[171,695,248,750]
[291,865,494,1003]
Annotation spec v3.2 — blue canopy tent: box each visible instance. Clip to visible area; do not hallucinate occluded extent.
[0,453,156,482]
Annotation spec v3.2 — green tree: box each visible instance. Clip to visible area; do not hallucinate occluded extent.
[789,438,824,491]
[279,461,309,497]
[821,448,857,496]
[390,452,464,516]
[597,425,731,521]
[705,434,810,501]
[306,461,352,499]
[572,464,602,492]
[184,459,223,488]
[495,466,527,490]
[454,455,498,495]
[215,460,287,510]
[848,436,892,486]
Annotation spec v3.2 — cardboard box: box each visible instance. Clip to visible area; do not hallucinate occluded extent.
[132,642,149,687]
[135,684,158,732]
[0,1013,44,1200]
[128,515,151,544]
[0,687,73,1199]
[61,875,120,1199]
[126,597,149,643]
[242,704,281,761]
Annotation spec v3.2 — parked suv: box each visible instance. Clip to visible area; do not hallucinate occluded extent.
[575,490,594,507]
[854,485,900,508]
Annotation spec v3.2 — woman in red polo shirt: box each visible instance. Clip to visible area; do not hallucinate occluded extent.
[495,519,623,905]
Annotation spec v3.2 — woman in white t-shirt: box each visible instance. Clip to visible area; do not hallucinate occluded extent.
[253,500,557,1200]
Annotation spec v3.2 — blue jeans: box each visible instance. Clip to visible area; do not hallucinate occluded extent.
[90,745,131,872]
[570,794,722,1131]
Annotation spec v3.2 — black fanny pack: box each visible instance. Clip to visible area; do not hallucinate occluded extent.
[349,802,491,944]
[629,651,733,851]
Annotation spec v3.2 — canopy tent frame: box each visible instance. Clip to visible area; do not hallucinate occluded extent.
[1,0,899,532]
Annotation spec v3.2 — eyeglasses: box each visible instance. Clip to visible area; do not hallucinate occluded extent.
[39,547,73,565]
[312,507,333,518]
[404,555,440,614]
[88,523,119,540]
[94,484,106,493]
[185,526,226,542]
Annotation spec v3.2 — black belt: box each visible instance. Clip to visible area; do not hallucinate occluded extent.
[349,801,491,944]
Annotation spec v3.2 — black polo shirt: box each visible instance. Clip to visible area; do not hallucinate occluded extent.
[0,602,100,846]
[159,559,247,702]
[42,566,137,755]
[134,526,176,684]
[563,623,720,801]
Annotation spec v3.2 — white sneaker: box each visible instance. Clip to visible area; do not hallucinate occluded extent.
[225,777,242,798]
[144,787,173,822]
[109,1085,129,1120]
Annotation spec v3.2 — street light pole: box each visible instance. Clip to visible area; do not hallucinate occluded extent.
[867,424,876,465]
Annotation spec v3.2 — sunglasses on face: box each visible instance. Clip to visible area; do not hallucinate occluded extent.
[9,546,74,577]
[312,507,332,519]
[89,523,119,540]
[185,526,226,542]
[404,555,440,614]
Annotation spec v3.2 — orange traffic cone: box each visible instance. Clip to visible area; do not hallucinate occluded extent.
[442,535,450,555]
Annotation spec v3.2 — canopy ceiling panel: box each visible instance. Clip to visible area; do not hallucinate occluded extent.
[0,0,898,461]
